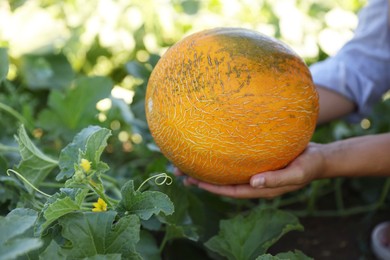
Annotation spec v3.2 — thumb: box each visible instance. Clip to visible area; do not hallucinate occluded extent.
[250,165,305,188]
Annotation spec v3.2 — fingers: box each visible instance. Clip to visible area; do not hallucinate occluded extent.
[173,167,183,176]
[197,181,304,199]
[176,164,307,188]
[174,167,308,199]
[178,173,305,199]
[183,176,200,186]
[250,165,306,189]
[249,143,324,189]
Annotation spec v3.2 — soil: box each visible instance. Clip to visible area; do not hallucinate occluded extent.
[269,209,390,260]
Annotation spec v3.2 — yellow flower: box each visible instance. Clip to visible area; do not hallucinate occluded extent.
[80,159,91,173]
[92,198,107,212]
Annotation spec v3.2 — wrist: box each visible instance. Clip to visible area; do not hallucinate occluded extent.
[318,142,338,179]
[317,134,390,179]
[301,143,329,181]
[318,139,351,179]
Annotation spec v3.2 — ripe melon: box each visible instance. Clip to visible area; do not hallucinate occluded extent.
[145,27,319,185]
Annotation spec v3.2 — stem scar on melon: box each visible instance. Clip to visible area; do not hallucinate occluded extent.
[146,27,319,185]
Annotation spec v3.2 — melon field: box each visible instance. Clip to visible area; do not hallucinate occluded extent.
[1,0,389,259]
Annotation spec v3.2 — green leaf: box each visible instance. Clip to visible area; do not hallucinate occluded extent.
[57,125,111,181]
[165,223,199,242]
[0,48,8,82]
[157,181,200,242]
[125,61,151,80]
[136,231,161,260]
[14,125,58,192]
[45,196,80,219]
[39,240,66,260]
[0,176,27,208]
[116,180,174,220]
[20,54,74,90]
[110,97,147,133]
[37,76,112,133]
[83,254,122,260]
[36,188,88,235]
[276,250,313,260]
[0,208,38,243]
[181,0,200,15]
[0,208,43,260]
[41,197,79,231]
[58,211,142,259]
[256,254,278,260]
[9,0,28,11]
[0,101,35,132]
[205,209,304,260]
[256,250,313,260]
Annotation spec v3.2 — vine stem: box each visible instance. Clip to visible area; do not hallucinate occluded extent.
[0,143,19,153]
[290,178,390,217]
[0,102,34,130]
[290,204,383,217]
[40,182,64,188]
[88,181,114,209]
[100,173,120,186]
[159,233,169,254]
[136,173,173,192]
[334,178,345,211]
[7,169,52,198]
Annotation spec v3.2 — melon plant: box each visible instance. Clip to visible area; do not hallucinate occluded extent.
[146,27,319,185]
[0,125,311,260]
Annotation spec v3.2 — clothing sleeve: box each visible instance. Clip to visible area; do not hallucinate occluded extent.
[309,0,390,121]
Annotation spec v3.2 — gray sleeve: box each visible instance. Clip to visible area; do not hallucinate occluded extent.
[309,0,390,121]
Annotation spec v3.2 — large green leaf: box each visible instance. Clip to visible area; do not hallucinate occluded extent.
[0,208,43,260]
[205,209,304,260]
[58,211,142,259]
[57,125,111,181]
[39,239,122,260]
[14,125,58,192]
[116,180,174,220]
[37,76,112,133]
[0,48,8,82]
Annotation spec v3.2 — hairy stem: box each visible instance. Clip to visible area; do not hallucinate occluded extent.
[88,181,114,209]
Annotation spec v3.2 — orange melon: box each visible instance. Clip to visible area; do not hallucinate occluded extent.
[145,27,319,185]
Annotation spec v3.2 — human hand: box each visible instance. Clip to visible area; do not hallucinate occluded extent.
[174,143,326,199]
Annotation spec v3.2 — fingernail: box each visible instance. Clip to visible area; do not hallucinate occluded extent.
[251,176,265,187]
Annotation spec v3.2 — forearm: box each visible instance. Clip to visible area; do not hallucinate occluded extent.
[316,86,356,124]
[320,133,390,179]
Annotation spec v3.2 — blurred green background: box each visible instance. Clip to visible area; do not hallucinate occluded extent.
[0,0,371,143]
[3,0,390,259]
[0,0,366,69]
[4,0,389,215]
